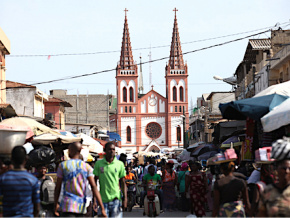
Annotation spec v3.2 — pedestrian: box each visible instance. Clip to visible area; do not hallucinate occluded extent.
[162,160,177,212]
[186,161,207,217]
[257,137,290,217]
[35,164,55,216]
[54,142,106,217]
[177,162,189,212]
[93,142,127,217]
[140,165,164,212]
[0,146,40,217]
[212,160,250,217]
[143,159,157,175]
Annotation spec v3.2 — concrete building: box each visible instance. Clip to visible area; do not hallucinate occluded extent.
[44,97,72,130]
[49,89,113,134]
[235,29,290,99]
[113,10,189,153]
[0,27,10,104]
[6,81,48,119]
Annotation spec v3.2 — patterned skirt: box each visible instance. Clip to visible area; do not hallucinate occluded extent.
[162,181,176,207]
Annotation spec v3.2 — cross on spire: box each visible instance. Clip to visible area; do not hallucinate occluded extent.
[124,8,128,17]
[151,85,154,90]
[173,8,178,17]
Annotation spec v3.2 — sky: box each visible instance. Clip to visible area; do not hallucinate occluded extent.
[1,0,290,112]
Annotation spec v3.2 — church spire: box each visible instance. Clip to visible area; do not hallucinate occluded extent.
[119,8,135,70]
[169,8,184,70]
[138,55,144,94]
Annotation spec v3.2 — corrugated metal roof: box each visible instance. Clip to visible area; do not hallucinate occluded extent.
[249,39,271,50]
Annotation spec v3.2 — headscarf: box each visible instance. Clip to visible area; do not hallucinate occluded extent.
[180,162,188,171]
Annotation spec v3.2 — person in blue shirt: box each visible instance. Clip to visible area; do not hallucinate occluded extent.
[0,146,40,217]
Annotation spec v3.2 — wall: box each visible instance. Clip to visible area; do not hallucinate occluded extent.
[121,116,136,145]
[51,90,111,130]
[209,93,235,115]
[6,88,35,116]
[170,116,183,146]
[45,103,61,129]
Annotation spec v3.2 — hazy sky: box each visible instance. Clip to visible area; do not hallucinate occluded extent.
[1,0,290,111]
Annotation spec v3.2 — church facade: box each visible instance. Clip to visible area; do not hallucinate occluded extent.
[113,9,189,153]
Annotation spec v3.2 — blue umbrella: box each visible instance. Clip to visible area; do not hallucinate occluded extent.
[219,94,288,121]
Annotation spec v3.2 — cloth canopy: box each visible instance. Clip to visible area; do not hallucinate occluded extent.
[254,80,290,97]
[77,133,103,153]
[261,98,290,132]
[32,133,81,145]
[219,94,288,121]
[0,117,60,139]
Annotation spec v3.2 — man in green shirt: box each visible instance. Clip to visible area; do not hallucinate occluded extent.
[140,165,164,211]
[94,142,127,217]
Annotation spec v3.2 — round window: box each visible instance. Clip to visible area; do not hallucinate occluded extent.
[145,122,162,139]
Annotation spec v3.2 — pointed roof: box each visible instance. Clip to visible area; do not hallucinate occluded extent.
[119,8,135,70]
[169,8,184,70]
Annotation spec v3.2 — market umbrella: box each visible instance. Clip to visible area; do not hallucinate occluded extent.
[221,136,243,148]
[197,151,218,161]
[219,94,288,121]
[0,117,60,139]
[186,141,206,152]
[32,133,82,145]
[77,133,103,153]
[261,98,290,132]
[254,80,290,98]
[191,144,217,157]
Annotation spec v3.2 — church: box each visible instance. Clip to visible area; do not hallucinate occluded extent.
[112,9,189,153]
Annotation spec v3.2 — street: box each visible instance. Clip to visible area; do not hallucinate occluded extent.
[123,206,211,217]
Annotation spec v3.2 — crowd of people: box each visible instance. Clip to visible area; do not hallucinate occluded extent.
[0,137,289,217]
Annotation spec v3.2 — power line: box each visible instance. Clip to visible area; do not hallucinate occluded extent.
[7,21,289,58]
[2,29,271,91]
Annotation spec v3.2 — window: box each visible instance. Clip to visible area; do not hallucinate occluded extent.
[173,86,177,101]
[126,126,131,142]
[129,106,132,113]
[176,126,181,142]
[179,106,182,112]
[129,87,134,102]
[180,87,184,102]
[123,87,127,102]
[125,106,127,113]
[145,122,162,139]
[175,106,177,112]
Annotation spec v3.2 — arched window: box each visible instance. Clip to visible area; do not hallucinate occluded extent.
[179,106,182,112]
[129,106,132,113]
[129,87,134,102]
[176,126,181,142]
[173,86,177,101]
[123,87,127,102]
[180,86,184,102]
[126,126,131,142]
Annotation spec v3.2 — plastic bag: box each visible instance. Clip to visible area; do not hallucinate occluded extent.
[27,146,56,167]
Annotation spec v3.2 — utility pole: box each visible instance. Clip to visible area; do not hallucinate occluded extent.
[204,107,208,143]
[253,66,256,96]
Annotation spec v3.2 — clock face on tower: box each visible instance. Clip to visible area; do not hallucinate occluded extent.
[149,98,157,106]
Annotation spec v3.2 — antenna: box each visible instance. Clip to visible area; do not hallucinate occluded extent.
[148,45,152,89]
[138,54,144,94]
